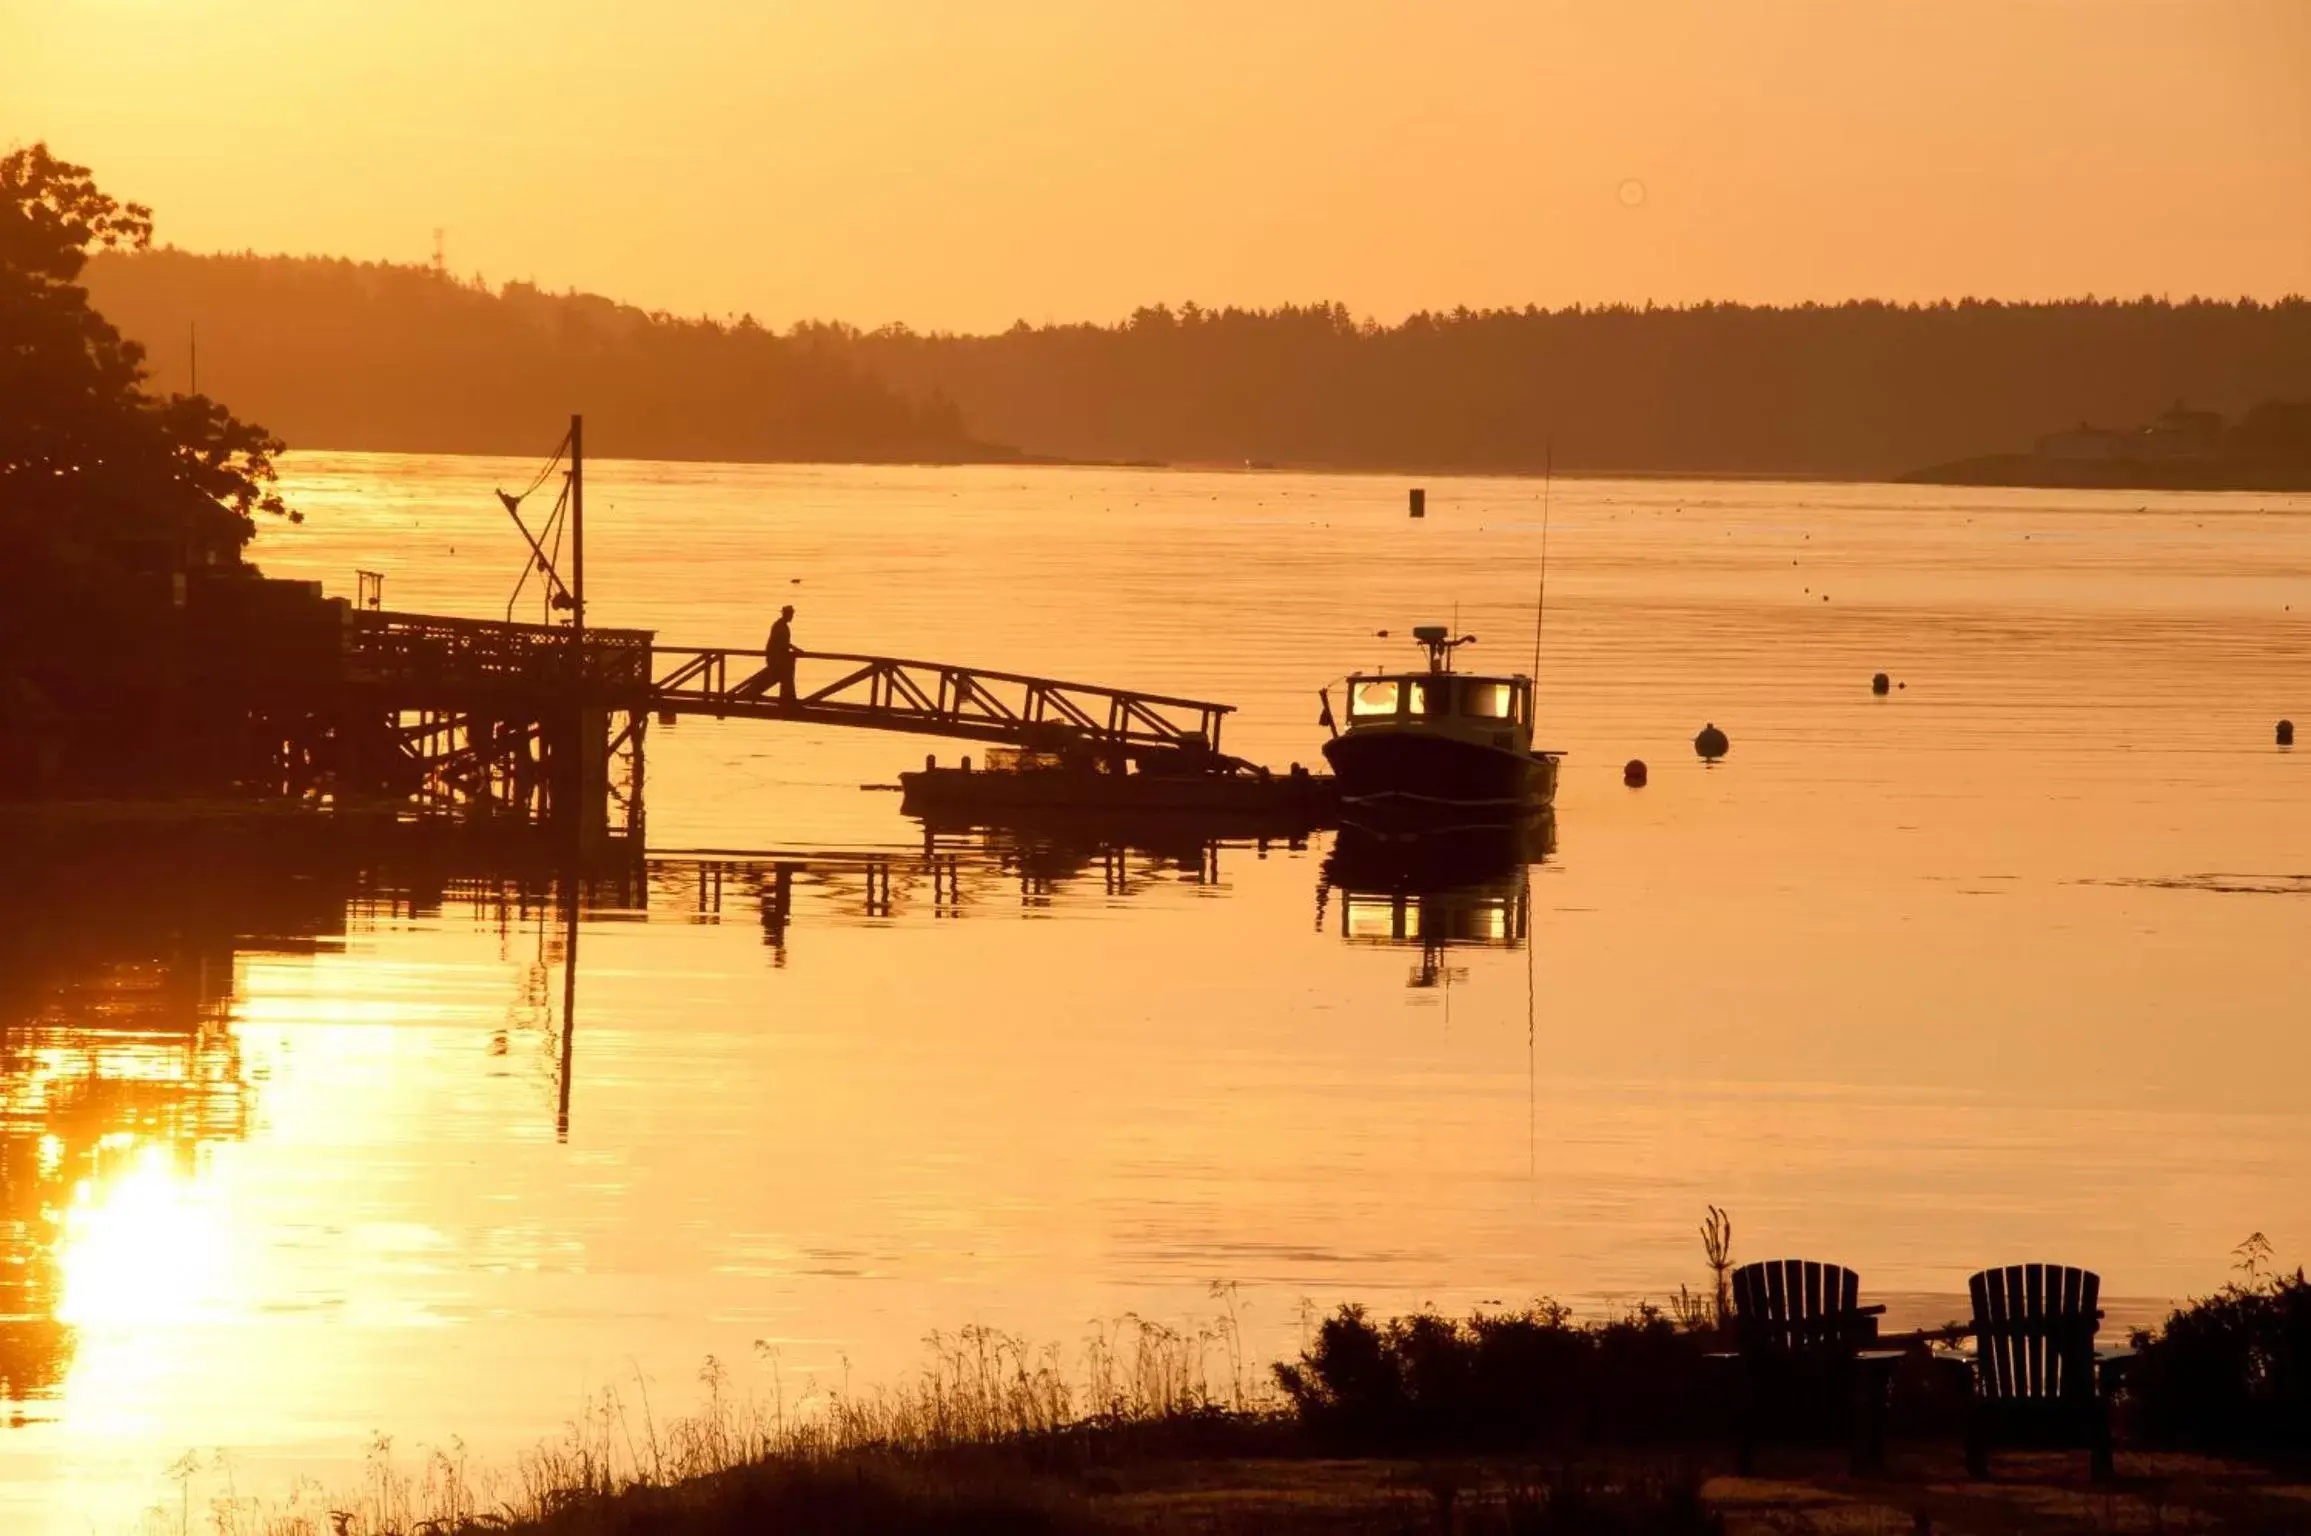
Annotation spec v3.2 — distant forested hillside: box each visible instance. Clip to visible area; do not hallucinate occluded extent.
[826,298,2311,478]
[83,249,999,463]
[86,251,2311,477]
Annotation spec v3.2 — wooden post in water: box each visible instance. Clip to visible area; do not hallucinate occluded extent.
[1409,487,1426,518]
[567,413,610,848]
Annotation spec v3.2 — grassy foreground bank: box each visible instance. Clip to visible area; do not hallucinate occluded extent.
[158,1254,2311,1536]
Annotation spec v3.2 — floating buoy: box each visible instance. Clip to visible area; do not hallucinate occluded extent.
[1694,723,1729,761]
[2281,720,2296,748]
[1871,672,1890,695]
[1623,758,1648,787]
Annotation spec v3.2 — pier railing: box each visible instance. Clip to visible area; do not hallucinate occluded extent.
[348,611,653,701]
[649,645,1233,760]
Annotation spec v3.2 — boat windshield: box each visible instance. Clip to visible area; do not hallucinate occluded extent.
[1349,679,1402,718]
[1348,676,1527,723]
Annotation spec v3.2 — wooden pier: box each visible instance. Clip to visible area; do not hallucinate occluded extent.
[14,418,1241,839]
[233,606,1241,844]
[337,608,656,838]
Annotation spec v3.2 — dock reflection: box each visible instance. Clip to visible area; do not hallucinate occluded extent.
[0,818,1277,1411]
[654,827,1297,961]
[0,836,323,1407]
[0,819,638,1409]
[1318,814,1554,988]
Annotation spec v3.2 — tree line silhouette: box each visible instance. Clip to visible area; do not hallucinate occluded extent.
[84,249,998,464]
[824,297,2311,478]
[80,252,2311,480]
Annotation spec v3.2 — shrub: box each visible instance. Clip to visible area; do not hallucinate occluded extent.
[1273,1304,1714,1453]
[2129,1268,2311,1458]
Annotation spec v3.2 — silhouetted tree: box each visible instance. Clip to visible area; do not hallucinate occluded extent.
[84,251,1002,464]
[0,144,289,636]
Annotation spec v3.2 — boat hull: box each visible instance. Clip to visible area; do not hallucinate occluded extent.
[1321,731,1557,815]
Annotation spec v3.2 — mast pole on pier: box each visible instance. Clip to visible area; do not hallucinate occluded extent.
[569,413,585,642]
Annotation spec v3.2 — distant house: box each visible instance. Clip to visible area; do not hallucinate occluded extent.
[2139,403,2224,460]
[2036,424,2131,460]
[2036,402,2223,462]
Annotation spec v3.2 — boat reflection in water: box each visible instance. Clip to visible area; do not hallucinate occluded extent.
[1318,812,1555,987]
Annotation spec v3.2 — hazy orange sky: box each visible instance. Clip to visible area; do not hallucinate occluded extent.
[8,0,2307,331]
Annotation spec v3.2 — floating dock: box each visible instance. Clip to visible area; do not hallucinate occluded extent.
[899,752,1338,839]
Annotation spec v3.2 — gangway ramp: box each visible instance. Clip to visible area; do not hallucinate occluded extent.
[649,646,1236,764]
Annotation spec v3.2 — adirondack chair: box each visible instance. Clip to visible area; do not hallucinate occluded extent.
[1936,1264,2134,1480]
[1714,1259,1906,1474]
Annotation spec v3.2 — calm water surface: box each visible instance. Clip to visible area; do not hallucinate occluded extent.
[6,456,2310,1528]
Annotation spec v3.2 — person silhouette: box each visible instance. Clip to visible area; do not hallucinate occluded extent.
[765,605,797,703]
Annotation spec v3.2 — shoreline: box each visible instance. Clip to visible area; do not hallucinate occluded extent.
[1902,453,2311,493]
[266,442,2311,493]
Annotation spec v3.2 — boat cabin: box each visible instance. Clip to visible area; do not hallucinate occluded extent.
[1343,672,1532,731]
[1337,626,1533,750]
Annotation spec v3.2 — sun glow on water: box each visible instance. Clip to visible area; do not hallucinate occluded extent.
[57,1142,235,1332]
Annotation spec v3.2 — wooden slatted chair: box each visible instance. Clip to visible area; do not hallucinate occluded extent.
[1714,1259,1906,1474]
[1936,1263,2133,1480]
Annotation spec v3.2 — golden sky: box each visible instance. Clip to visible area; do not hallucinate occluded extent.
[8,0,2307,330]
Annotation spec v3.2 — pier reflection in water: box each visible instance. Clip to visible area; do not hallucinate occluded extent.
[0,819,1293,1432]
[663,826,1294,961]
[0,826,630,1416]
[0,855,262,1412]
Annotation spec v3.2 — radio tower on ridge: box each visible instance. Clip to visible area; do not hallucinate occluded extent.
[432,228,446,278]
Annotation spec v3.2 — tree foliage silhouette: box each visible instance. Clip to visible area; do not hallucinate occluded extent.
[835,296,2311,476]
[0,143,290,636]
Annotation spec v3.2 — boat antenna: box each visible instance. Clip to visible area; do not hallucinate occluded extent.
[1529,443,1553,679]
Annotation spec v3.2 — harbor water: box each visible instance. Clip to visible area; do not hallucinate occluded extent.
[5,455,2309,1527]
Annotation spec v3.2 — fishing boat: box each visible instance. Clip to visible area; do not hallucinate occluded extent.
[1319,626,1560,818]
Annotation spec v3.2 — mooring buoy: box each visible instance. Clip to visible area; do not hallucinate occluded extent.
[1623,759,1648,787]
[1871,672,1890,695]
[2280,719,2296,748]
[1694,723,1729,761]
